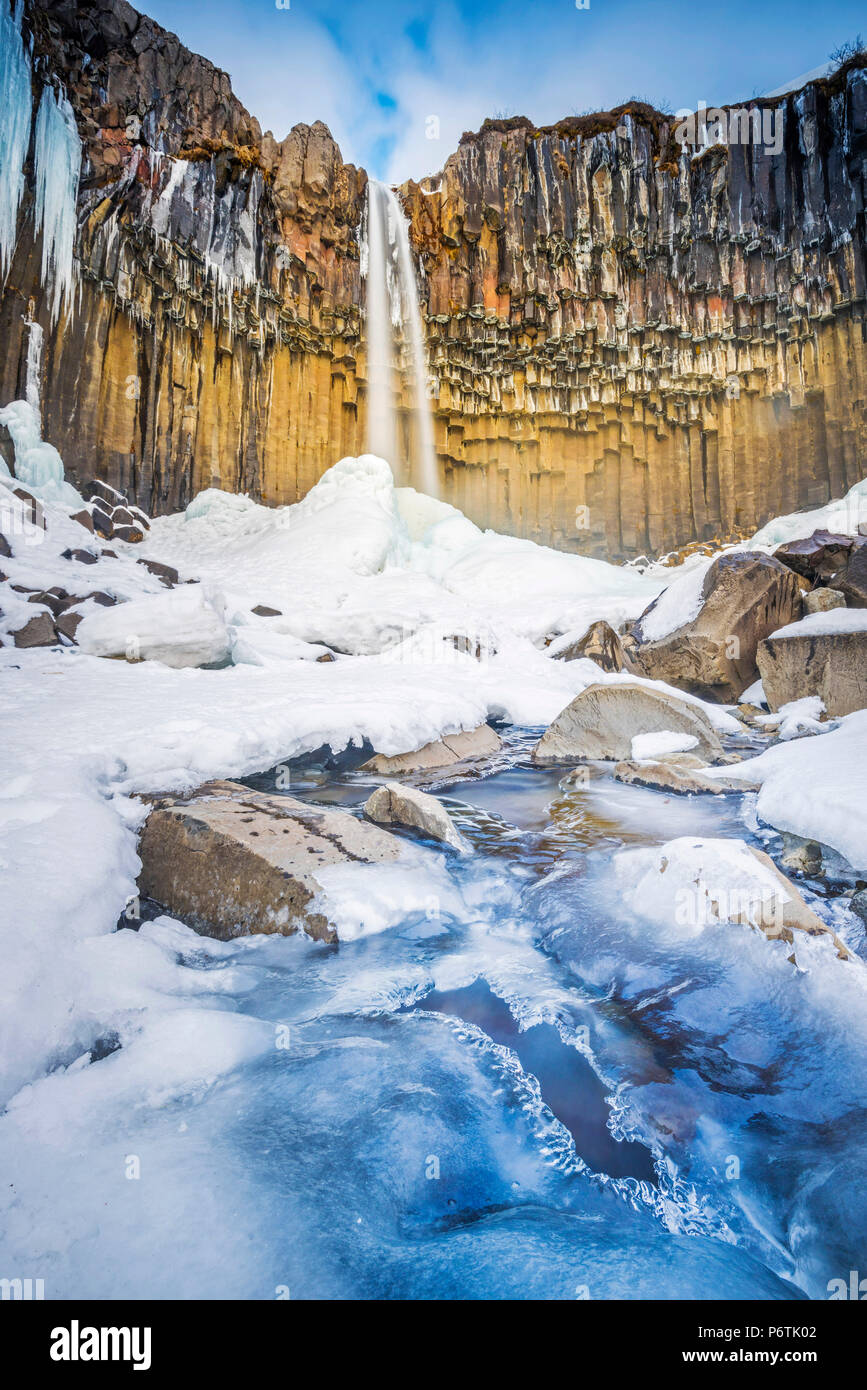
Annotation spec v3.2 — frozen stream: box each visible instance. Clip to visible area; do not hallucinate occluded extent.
[3,729,866,1300]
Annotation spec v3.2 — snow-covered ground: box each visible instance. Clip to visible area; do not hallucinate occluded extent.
[2,430,867,1299]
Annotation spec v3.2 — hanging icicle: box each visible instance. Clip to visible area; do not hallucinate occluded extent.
[0,0,33,281]
[33,82,81,325]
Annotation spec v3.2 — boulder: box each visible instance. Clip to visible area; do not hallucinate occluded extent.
[70,509,94,533]
[84,479,126,507]
[773,530,860,585]
[251,604,282,617]
[631,551,802,702]
[838,544,867,608]
[619,836,849,960]
[803,587,846,615]
[61,548,99,565]
[26,587,68,616]
[757,612,867,716]
[0,532,13,558]
[850,889,867,927]
[364,782,470,853]
[552,619,632,673]
[747,848,850,959]
[76,586,230,668]
[136,557,179,587]
[91,506,114,539]
[613,757,760,796]
[55,611,83,642]
[138,781,402,942]
[362,723,501,775]
[12,612,57,648]
[533,682,723,764]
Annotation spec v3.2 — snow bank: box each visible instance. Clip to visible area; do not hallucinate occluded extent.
[749,477,867,548]
[768,608,867,640]
[708,710,867,870]
[76,585,231,668]
[633,554,714,641]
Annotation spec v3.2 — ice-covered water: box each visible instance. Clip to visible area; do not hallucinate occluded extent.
[4,730,865,1300]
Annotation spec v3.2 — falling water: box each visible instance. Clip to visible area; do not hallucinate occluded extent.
[361,180,439,497]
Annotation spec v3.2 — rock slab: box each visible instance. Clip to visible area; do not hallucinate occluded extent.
[138,781,402,943]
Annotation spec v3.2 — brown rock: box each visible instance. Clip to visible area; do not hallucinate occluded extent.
[613,757,760,796]
[0,533,12,559]
[55,611,83,641]
[62,548,99,565]
[773,530,859,584]
[803,587,846,614]
[13,613,58,648]
[70,509,94,532]
[136,558,179,587]
[251,604,282,617]
[364,783,470,852]
[362,723,501,775]
[838,544,867,608]
[138,781,402,942]
[533,681,723,764]
[553,620,633,673]
[632,552,802,702]
[757,622,867,716]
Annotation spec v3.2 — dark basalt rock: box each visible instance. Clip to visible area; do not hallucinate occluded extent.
[13,612,58,647]
[136,558,179,587]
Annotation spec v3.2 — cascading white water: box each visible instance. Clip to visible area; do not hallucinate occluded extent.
[361,180,439,497]
[361,180,399,470]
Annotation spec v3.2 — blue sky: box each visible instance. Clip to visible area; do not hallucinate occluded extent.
[144,0,865,180]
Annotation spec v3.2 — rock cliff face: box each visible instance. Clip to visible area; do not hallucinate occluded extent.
[1,0,865,555]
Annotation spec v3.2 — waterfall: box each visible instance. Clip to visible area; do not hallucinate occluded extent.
[361,180,439,497]
[25,314,43,414]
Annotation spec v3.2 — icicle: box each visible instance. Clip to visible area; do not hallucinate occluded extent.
[0,0,33,281]
[33,83,82,324]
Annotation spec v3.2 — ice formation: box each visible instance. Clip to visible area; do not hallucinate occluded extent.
[33,82,82,324]
[0,0,31,281]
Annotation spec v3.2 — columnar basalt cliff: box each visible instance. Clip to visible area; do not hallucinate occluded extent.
[1,0,865,556]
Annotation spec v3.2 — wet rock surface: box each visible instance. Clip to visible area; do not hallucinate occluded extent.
[138,780,402,942]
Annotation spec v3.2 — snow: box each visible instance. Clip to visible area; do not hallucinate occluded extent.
[33,83,81,325]
[631,730,699,761]
[0,0,32,281]
[755,696,828,740]
[3,442,867,1299]
[0,451,744,1104]
[768,608,867,640]
[707,710,867,870]
[76,586,232,668]
[739,677,767,707]
[613,837,803,942]
[749,477,867,548]
[632,553,713,641]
